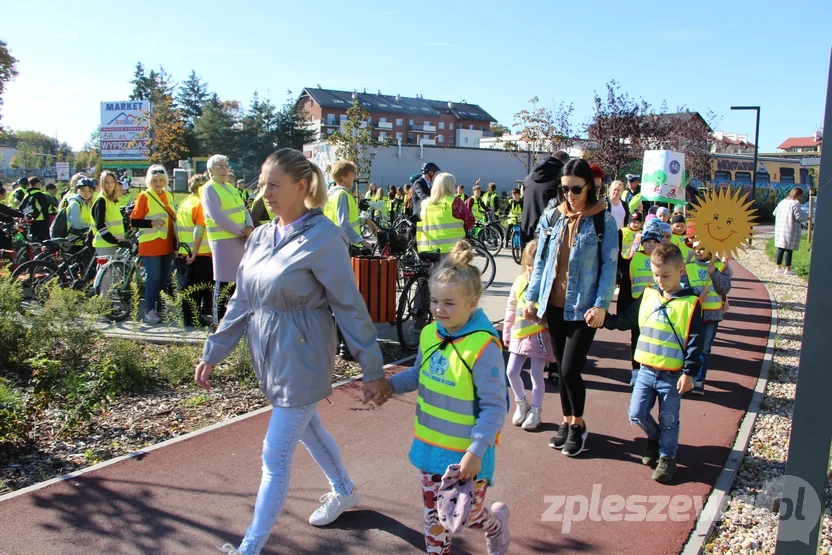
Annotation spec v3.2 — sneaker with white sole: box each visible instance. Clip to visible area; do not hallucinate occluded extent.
[485,502,511,555]
[784,269,797,276]
[308,488,360,526]
[521,406,542,430]
[511,397,530,426]
[144,309,161,324]
[217,543,242,555]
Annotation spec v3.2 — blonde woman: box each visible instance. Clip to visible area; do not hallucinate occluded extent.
[416,172,474,256]
[605,180,630,230]
[92,170,125,257]
[130,165,176,324]
[195,148,390,555]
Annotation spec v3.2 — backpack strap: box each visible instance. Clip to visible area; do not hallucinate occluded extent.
[593,211,606,281]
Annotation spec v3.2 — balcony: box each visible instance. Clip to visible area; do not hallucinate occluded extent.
[321,118,339,127]
[420,138,436,146]
[410,124,436,133]
[376,121,393,130]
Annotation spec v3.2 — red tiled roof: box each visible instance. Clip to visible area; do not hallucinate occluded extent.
[718,136,755,147]
[778,136,821,149]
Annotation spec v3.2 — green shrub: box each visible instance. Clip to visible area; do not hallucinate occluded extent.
[102,339,153,393]
[0,276,28,375]
[214,341,257,387]
[157,344,201,385]
[0,379,29,445]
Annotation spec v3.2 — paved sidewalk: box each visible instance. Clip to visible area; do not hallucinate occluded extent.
[0,260,771,555]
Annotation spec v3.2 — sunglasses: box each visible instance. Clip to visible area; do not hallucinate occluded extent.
[151,169,166,175]
[560,185,586,195]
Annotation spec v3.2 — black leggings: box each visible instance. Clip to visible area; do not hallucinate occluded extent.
[547,307,598,418]
[776,248,793,267]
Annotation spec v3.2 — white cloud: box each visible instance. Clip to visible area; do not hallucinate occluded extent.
[372,9,403,19]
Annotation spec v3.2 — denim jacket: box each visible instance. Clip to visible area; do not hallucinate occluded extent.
[526,203,619,321]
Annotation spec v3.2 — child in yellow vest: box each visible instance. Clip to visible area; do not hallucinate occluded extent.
[601,243,703,483]
[503,239,556,431]
[670,214,694,263]
[682,242,732,395]
[384,240,511,555]
[621,212,642,260]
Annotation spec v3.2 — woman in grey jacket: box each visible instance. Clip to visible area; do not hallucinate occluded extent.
[194,149,392,555]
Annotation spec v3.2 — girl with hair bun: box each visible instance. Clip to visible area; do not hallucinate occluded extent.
[381,240,512,554]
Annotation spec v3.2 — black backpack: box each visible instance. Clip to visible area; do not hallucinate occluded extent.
[49,199,78,239]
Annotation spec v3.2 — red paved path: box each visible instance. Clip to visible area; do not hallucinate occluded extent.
[0,264,770,555]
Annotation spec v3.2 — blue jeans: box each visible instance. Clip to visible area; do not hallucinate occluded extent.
[628,367,682,459]
[142,254,173,314]
[696,320,720,383]
[238,403,355,555]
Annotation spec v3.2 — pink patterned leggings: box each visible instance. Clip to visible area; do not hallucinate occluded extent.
[420,472,500,554]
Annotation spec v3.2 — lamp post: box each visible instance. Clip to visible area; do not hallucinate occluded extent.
[729,106,761,203]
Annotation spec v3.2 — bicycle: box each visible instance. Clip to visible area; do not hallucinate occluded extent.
[507,222,523,264]
[93,235,148,322]
[11,237,97,301]
[469,211,504,256]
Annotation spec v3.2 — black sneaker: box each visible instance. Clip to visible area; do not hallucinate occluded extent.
[652,456,677,482]
[642,438,660,466]
[548,422,570,450]
[561,424,588,457]
[692,381,705,396]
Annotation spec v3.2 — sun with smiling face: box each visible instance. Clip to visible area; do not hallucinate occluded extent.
[689,187,757,259]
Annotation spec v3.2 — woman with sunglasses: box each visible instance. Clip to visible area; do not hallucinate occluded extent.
[524,159,619,457]
[131,165,177,325]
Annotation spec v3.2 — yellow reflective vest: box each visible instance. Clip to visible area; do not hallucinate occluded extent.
[137,189,175,244]
[416,194,465,254]
[685,261,725,312]
[506,199,522,225]
[671,234,693,263]
[203,179,248,241]
[324,186,361,246]
[176,194,212,256]
[621,226,638,260]
[634,287,699,371]
[470,196,487,221]
[415,324,501,452]
[511,274,546,338]
[92,194,125,248]
[630,250,654,299]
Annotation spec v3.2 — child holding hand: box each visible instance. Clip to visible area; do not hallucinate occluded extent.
[383,240,511,555]
[503,239,556,430]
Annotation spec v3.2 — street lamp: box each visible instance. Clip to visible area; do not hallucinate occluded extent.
[729,106,761,204]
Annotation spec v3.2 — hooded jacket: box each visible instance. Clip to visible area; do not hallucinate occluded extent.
[389,308,507,484]
[521,155,565,241]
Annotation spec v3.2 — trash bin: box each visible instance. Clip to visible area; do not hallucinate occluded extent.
[351,255,396,324]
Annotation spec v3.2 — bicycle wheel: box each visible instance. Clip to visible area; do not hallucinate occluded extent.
[360,223,373,239]
[396,273,432,350]
[96,260,131,321]
[511,227,523,265]
[468,240,496,290]
[480,224,503,256]
[10,259,61,301]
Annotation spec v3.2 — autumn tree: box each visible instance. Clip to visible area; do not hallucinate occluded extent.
[587,80,650,179]
[139,93,188,167]
[9,141,37,171]
[503,97,576,173]
[490,123,510,137]
[0,39,18,128]
[327,97,390,181]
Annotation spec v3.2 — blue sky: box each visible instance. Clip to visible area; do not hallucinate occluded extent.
[2,0,830,152]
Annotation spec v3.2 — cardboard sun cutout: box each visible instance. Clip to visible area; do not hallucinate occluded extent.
[688,187,757,259]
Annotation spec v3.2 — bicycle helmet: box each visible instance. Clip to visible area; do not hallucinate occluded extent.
[409,173,421,184]
[76,177,95,190]
[421,162,441,174]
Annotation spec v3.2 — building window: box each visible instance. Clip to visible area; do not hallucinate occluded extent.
[327,128,334,135]
[469,125,475,130]
[437,135,444,143]
[396,118,403,126]
[340,114,348,123]
[756,171,770,184]
[449,123,454,130]
[409,119,415,126]
[800,168,813,185]
[327,114,335,125]
[379,117,387,123]
[780,167,795,184]
[395,132,403,141]
[713,171,732,181]
[368,116,373,124]
[438,122,445,130]
[424,120,431,127]
[379,132,387,141]
[734,171,752,183]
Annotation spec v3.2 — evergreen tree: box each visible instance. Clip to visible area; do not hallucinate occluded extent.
[275,90,316,151]
[176,70,210,125]
[193,101,239,158]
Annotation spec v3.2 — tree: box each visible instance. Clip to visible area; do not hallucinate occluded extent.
[586,80,650,179]
[129,62,176,103]
[661,109,719,185]
[137,94,188,167]
[239,91,280,170]
[10,141,38,171]
[490,123,510,138]
[193,100,239,158]
[503,97,576,173]
[176,70,210,125]
[274,90,316,151]
[0,39,19,128]
[75,128,101,172]
[327,97,389,181]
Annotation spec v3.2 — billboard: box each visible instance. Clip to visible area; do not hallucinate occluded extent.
[100,100,150,160]
[56,162,70,180]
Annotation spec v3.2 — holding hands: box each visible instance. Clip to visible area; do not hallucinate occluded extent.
[584,307,607,329]
[363,378,393,406]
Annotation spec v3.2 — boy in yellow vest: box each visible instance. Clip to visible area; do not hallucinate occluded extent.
[620,212,642,260]
[669,214,693,263]
[601,243,703,482]
[682,242,732,395]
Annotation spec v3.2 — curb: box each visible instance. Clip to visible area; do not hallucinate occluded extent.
[680,259,779,555]
[0,352,418,504]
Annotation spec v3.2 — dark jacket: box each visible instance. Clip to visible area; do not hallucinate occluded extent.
[603,286,703,377]
[411,176,431,219]
[22,188,52,221]
[0,203,23,223]
[91,196,120,245]
[521,156,564,240]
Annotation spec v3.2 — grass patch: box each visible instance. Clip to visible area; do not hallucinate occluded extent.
[765,234,811,279]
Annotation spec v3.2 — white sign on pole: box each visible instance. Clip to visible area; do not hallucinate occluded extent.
[56,162,70,181]
[100,100,151,160]
[640,150,686,205]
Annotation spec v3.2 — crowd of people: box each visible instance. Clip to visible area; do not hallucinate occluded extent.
[3,150,748,555]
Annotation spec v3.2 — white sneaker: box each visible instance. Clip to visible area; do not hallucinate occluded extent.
[784,269,797,276]
[217,544,242,555]
[521,406,542,430]
[511,397,530,426]
[309,488,360,526]
[144,309,161,324]
[485,502,511,555]
[775,267,783,274]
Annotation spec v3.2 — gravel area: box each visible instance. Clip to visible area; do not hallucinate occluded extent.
[0,339,414,496]
[703,234,831,554]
